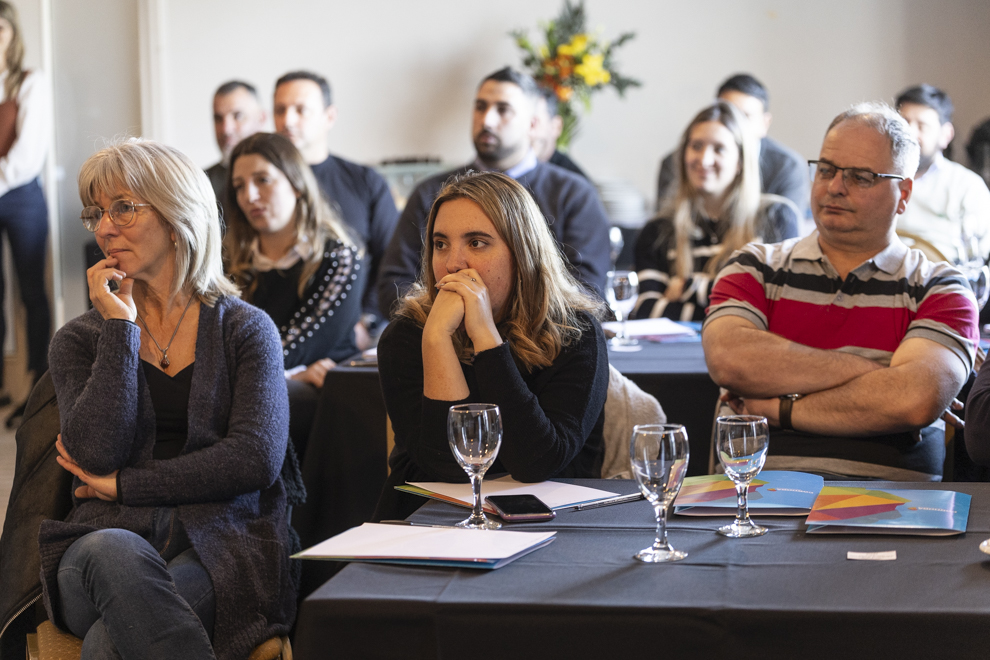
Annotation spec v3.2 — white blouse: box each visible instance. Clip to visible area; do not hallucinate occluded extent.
[0,69,51,198]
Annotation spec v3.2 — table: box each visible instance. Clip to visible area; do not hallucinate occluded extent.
[292,340,719,596]
[296,479,990,660]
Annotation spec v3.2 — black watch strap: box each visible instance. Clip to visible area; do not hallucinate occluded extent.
[779,394,800,430]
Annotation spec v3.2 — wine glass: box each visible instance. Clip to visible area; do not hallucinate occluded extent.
[630,424,690,562]
[715,415,769,538]
[606,270,639,349]
[448,403,502,530]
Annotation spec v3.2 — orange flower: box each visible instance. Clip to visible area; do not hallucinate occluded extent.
[555,85,573,102]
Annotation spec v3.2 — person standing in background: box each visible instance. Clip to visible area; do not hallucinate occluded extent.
[0,1,52,425]
[204,80,267,223]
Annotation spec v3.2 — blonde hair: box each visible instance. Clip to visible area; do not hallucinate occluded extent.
[663,101,762,279]
[78,138,240,306]
[0,2,25,100]
[225,132,360,298]
[395,171,606,372]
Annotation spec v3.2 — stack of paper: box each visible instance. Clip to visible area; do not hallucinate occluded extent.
[673,471,824,516]
[805,487,971,535]
[601,317,697,340]
[294,523,556,569]
[397,476,619,513]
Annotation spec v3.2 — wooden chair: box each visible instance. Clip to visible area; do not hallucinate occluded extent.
[27,620,292,660]
[896,230,949,263]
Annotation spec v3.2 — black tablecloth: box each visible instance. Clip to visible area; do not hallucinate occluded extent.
[293,341,718,595]
[297,479,990,660]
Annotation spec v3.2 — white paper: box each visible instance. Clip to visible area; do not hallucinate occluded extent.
[846,551,897,561]
[408,476,619,510]
[296,522,556,562]
[601,318,697,338]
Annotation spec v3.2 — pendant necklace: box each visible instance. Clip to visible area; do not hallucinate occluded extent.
[137,296,194,370]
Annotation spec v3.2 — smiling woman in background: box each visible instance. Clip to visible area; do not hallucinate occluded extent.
[0,1,53,420]
[632,101,799,321]
[374,171,609,521]
[226,132,366,458]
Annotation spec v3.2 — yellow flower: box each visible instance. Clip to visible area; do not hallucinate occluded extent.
[539,44,549,59]
[557,33,589,57]
[575,53,611,86]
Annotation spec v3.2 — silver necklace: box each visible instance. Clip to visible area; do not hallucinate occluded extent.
[137,296,194,370]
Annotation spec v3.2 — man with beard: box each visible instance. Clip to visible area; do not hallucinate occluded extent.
[377,67,610,316]
[894,84,990,264]
[205,80,267,219]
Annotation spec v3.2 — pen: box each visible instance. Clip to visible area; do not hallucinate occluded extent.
[575,493,644,510]
[379,520,461,529]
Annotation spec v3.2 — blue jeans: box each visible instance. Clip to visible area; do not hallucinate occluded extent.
[56,509,215,660]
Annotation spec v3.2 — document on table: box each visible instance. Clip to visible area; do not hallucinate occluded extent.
[294,522,556,570]
[398,475,619,512]
[601,317,697,339]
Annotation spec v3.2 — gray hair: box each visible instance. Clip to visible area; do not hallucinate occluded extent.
[78,138,240,306]
[826,101,921,178]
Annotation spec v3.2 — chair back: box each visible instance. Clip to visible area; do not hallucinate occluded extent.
[896,230,948,263]
[601,365,666,479]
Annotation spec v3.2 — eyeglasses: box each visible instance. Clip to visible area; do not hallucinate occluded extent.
[80,200,153,232]
[808,160,905,189]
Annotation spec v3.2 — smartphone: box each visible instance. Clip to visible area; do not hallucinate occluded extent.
[485,495,556,522]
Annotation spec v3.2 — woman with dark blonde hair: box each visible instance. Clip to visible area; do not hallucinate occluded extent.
[633,101,799,321]
[0,1,52,418]
[43,138,296,660]
[227,132,366,456]
[374,171,609,521]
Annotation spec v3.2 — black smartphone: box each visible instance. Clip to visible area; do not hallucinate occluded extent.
[485,495,556,522]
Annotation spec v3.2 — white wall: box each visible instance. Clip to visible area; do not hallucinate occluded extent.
[45,0,990,322]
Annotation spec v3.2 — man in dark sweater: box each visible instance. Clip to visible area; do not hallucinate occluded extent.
[204,80,267,221]
[274,70,398,329]
[656,73,809,221]
[377,67,610,316]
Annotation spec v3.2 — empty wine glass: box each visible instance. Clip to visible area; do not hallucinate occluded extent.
[630,424,690,562]
[448,403,502,530]
[716,415,769,538]
[607,270,639,348]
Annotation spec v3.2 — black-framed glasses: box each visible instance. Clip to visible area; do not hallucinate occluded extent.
[80,199,153,232]
[808,160,905,189]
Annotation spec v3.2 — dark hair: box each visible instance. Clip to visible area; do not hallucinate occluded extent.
[481,67,541,101]
[896,84,954,125]
[275,70,332,108]
[717,73,769,111]
[214,80,260,100]
[539,87,559,117]
[225,133,358,297]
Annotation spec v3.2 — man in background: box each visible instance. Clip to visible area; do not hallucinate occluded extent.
[895,84,990,264]
[377,67,611,316]
[274,70,399,331]
[656,73,809,222]
[532,88,587,179]
[205,80,267,218]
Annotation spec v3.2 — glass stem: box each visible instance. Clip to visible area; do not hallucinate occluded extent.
[620,313,629,341]
[470,472,483,520]
[735,481,751,525]
[652,502,669,551]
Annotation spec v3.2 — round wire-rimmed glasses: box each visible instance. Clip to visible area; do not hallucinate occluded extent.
[81,199,153,232]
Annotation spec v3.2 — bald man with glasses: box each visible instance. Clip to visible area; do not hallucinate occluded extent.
[702,102,978,482]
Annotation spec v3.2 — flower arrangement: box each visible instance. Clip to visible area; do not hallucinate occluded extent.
[512,0,640,151]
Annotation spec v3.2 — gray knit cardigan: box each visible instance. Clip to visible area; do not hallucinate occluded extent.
[39,296,294,660]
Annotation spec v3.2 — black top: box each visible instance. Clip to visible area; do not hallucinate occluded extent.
[309,154,399,319]
[656,136,810,218]
[549,150,588,179]
[142,360,194,460]
[377,161,612,317]
[632,201,799,321]
[374,313,609,521]
[247,238,367,368]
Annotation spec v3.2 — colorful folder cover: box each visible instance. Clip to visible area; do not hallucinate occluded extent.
[805,487,971,535]
[673,471,824,516]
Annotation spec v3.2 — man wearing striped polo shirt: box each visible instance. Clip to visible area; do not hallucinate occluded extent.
[702,102,979,481]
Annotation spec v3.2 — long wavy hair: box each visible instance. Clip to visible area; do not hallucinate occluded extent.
[395,171,606,372]
[78,138,240,307]
[225,132,360,298]
[662,101,762,279]
[0,2,26,100]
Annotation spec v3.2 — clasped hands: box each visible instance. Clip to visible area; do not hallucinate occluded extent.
[424,269,502,352]
[55,434,118,501]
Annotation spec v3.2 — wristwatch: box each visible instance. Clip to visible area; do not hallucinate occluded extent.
[778,394,802,430]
